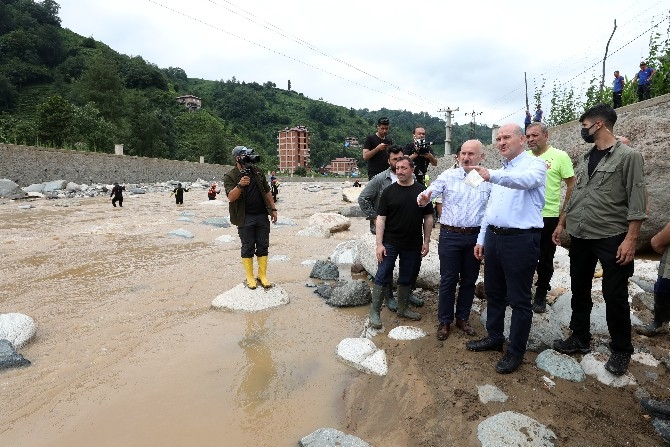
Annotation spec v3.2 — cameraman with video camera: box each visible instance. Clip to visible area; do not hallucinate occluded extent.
[224,146,278,290]
[404,126,437,186]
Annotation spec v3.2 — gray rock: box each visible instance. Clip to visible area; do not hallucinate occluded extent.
[0,339,30,370]
[176,217,193,222]
[0,179,25,198]
[65,182,81,192]
[630,275,655,293]
[535,349,586,382]
[299,428,371,447]
[274,217,297,226]
[201,217,230,228]
[335,338,387,376]
[314,284,333,299]
[43,179,68,192]
[553,292,643,335]
[480,305,563,352]
[477,411,557,447]
[632,291,654,312]
[0,313,36,348]
[310,260,340,280]
[211,284,290,312]
[180,211,197,216]
[339,205,366,218]
[168,229,194,238]
[23,183,45,193]
[130,188,146,194]
[477,384,509,403]
[326,280,372,307]
[329,240,359,264]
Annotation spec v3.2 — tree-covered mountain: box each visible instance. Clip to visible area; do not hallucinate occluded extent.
[0,0,491,174]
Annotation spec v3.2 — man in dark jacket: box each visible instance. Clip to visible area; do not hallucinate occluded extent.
[224,146,278,289]
[110,182,125,207]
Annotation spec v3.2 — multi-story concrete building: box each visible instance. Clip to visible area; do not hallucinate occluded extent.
[278,125,310,173]
[325,157,358,176]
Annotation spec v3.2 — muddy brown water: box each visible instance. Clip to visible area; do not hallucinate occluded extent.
[0,185,370,446]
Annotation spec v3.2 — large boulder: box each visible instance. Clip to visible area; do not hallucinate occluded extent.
[309,213,351,233]
[0,313,36,348]
[0,179,25,198]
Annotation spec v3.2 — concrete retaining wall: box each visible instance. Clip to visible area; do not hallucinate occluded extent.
[0,144,233,186]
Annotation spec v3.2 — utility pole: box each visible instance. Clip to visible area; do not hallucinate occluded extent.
[438,106,459,154]
[465,110,483,139]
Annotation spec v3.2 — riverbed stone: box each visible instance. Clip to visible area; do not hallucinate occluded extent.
[299,428,371,447]
[0,313,36,349]
[211,284,290,312]
[477,411,557,447]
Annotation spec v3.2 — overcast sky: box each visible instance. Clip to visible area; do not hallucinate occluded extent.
[56,0,668,127]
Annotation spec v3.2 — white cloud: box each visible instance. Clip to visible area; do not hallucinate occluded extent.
[56,0,667,125]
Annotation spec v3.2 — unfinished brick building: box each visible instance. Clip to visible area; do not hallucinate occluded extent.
[277,125,310,173]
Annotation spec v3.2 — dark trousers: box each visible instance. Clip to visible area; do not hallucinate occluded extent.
[568,234,634,353]
[637,83,651,101]
[535,217,559,292]
[238,213,270,258]
[484,230,540,357]
[654,277,670,322]
[437,229,481,325]
[112,197,123,207]
[613,91,623,108]
[373,242,421,288]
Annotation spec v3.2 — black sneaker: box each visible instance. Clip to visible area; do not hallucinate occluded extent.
[604,351,630,376]
[553,335,591,354]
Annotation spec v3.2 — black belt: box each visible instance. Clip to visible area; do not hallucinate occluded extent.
[488,225,541,235]
[442,225,480,235]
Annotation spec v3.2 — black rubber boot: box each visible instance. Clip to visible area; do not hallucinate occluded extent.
[369,284,386,329]
[532,288,547,313]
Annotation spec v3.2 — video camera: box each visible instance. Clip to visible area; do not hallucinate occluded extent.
[414,139,434,155]
[236,148,261,177]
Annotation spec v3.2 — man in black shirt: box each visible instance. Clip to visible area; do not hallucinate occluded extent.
[404,126,437,185]
[369,156,433,329]
[363,117,393,179]
[110,182,125,207]
[224,146,278,290]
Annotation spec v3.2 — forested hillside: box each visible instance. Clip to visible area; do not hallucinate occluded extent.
[0,0,491,174]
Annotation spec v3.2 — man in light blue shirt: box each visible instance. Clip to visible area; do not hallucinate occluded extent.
[464,123,546,374]
[417,140,491,340]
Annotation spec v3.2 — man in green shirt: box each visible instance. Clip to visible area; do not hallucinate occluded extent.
[552,104,647,376]
[526,123,575,313]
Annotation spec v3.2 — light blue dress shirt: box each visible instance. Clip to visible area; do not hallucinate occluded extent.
[477,151,546,245]
[423,167,491,227]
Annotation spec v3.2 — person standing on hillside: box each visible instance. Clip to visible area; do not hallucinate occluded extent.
[526,122,575,313]
[110,182,125,208]
[368,156,433,329]
[404,126,438,186]
[171,183,189,205]
[224,146,278,290]
[552,103,647,376]
[632,61,655,102]
[524,110,532,131]
[612,70,625,108]
[363,117,393,180]
[416,140,491,340]
[465,123,546,374]
[533,104,543,123]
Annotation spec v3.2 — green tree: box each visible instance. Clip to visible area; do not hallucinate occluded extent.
[71,54,125,120]
[37,95,75,147]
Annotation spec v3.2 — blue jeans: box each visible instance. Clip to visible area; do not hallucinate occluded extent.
[484,230,540,357]
[373,242,421,288]
[437,229,481,325]
[238,214,270,258]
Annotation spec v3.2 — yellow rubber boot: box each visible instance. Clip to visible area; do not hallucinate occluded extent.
[256,256,272,289]
[242,258,257,289]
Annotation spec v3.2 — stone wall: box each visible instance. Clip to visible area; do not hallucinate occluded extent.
[429,93,670,248]
[0,144,233,186]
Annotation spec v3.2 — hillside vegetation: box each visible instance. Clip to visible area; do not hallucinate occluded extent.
[0,0,492,174]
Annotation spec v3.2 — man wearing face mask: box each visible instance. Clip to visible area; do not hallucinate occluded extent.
[552,103,647,377]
